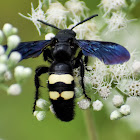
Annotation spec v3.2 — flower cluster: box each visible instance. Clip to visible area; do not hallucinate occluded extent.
[99,0,134,32]
[18,0,139,121]
[0,24,32,96]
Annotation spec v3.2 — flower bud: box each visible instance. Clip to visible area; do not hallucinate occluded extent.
[7,84,22,95]
[3,23,13,37]
[120,105,130,116]
[7,35,20,49]
[0,54,8,63]
[0,63,7,74]
[110,110,122,120]
[36,111,46,121]
[112,95,124,107]
[92,100,103,111]
[36,98,48,109]
[9,51,21,64]
[77,99,90,109]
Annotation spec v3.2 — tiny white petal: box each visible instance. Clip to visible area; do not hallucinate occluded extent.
[120,105,130,116]
[45,33,55,40]
[92,100,103,111]
[9,51,21,63]
[7,35,20,49]
[0,45,5,56]
[36,98,48,109]
[36,111,46,121]
[110,110,122,120]
[7,84,22,95]
[77,99,90,109]
[0,63,7,74]
[112,95,124,107]
[3,23,13,36]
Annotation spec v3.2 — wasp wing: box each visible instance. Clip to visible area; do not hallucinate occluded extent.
[77,40,130,65]
[3,40,51,60]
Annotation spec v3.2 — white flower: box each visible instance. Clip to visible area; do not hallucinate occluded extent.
[0,45,5,56]
[107,12,128,32]
[46,2,68,28]
[2,23,13,37]
[0,63,7,74]
[92,100,103,111]
[7,84,22,95]
[9,51,21,63]
[70,20,99,40]
[132,60,140,73]
[65,0,88,18]
[99,0,127,16]
[126,80,140,96]
[45,33,55,40]
[77,99,90,109]
[36,111,46,121]
[19,0,46,35]
[7,35,20,49]
[36,98,48,109]
[97,84,112,99]
[109,63,130,82]
[110,110,122,120]
[0,30,4,44]
[120,105,130,116]
[112,95,124,107]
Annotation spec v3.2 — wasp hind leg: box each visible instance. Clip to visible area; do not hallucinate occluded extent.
[74,52,91,101]
[33,66,49,113]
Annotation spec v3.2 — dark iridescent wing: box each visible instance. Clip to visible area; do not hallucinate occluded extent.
[77,40,130,65]
[3,40,51,60]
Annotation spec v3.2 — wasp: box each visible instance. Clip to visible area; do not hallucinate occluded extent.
[4,14,130,121]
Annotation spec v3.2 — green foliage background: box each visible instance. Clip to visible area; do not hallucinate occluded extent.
[0,0,140,140]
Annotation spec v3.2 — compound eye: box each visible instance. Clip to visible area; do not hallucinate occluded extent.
[53,38,58,44]
[68,38,73,44]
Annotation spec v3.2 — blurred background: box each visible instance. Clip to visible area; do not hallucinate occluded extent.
[0,0,140,140]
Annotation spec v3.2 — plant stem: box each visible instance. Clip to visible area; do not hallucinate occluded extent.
[83,109,97,140]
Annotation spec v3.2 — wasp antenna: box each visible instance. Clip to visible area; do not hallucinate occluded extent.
[71,14,98,30]
[37,19,61,30]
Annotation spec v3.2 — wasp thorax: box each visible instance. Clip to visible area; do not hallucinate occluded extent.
[53,44,72,61]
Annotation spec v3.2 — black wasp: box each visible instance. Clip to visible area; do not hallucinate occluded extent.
[4,14,130,122]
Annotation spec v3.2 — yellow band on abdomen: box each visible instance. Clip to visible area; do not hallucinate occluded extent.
[48,74,74,84]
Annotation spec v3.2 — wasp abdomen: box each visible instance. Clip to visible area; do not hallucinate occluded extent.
[48,62,75,121]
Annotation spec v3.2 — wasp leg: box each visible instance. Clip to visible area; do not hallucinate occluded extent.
[33,66,49,113]
[43,48,54,62]
[74,52,91,100]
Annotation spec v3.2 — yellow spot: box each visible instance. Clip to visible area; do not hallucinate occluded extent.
[48,74,74,84]
[61,91,74,100]
[49,91,60,100]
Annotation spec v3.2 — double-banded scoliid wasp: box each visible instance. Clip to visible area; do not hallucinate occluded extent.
[4,14,130,122]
